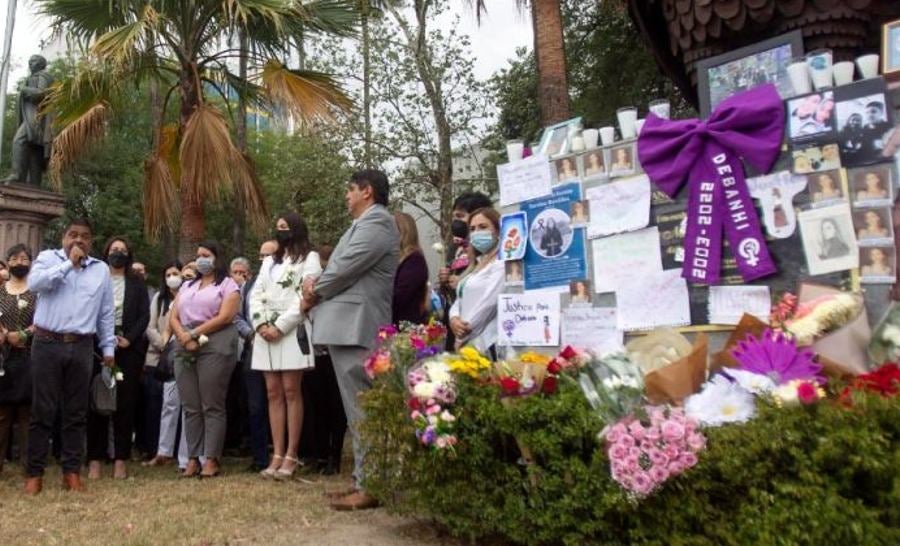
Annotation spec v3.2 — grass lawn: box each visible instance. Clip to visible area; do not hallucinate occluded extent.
[0,459,454,546]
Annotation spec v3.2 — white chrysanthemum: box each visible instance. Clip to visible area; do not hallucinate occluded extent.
[424,361,451,384]
[723,369,777,395]
[413,382,437,399]
[882,324,900,346]
[17,298,28,310]
[685,376,756,427]
[431,242,445,253]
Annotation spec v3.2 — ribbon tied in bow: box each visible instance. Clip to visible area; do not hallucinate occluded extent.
[638,84,785,284]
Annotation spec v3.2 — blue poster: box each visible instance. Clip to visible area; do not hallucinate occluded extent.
[523,182,588,291]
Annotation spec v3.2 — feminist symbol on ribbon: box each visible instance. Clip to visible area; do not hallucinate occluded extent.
[637,84,785,284]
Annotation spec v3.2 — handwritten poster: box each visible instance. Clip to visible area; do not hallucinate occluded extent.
[591,227,663,293]
[497,292,561,346]
[498,155,554,207]
[707,285,772,325]
[561,307,623,355]
[499,212,528,261]
[586,174,651,239]
[522,182,589,291]
[616,269,691,331]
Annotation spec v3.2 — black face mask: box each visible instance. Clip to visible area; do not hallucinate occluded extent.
[9,265,29,279]
[108,252,128,269]
[451,219,469,240]
[275,230,293,246]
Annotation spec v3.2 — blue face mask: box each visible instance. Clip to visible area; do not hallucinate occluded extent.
[196,256,215,275]
[469,230,496,254]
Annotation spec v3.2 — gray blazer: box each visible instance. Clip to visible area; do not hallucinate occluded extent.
[311,204,399,349]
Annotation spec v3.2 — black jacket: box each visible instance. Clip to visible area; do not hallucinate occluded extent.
[120,275,151,354]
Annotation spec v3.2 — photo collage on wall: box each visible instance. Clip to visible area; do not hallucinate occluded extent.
[787,77,897,284]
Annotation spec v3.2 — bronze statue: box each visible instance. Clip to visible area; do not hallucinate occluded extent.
[4,55,54,186]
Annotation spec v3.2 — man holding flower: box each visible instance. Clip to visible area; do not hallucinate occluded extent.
[24,218,116,494]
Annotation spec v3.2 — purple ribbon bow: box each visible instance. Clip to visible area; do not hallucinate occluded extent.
[638,84,785,284]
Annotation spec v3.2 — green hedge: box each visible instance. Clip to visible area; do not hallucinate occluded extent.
[360,377,900,545]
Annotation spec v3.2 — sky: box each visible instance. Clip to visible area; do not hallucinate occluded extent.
[1,1,533,91]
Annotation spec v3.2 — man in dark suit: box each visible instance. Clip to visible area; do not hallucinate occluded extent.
[303,170,399,511]
[234,240,277,471]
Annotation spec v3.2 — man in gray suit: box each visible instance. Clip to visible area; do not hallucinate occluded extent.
[302,169,399,511]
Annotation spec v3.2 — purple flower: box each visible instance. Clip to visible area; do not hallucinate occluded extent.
[731,329,825,384]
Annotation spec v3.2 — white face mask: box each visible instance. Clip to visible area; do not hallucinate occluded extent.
[165,275,183,289]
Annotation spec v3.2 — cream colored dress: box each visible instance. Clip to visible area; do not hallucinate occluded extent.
[249,252,322,371]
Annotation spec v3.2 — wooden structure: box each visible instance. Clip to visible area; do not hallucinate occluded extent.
[628,0,900,108]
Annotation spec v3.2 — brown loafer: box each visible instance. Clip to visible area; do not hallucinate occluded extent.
[329,490,380,511]
[62,472,85,492]
[142,455,173,467]
[23,476,42,495]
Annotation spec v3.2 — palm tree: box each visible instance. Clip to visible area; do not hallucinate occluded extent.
[38,0,357,255]
[475,0,570,124]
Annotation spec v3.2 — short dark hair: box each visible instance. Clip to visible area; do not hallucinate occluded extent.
[350,169,389,206]
[865,101,884,111]
[6,243,32,261]
[452,191,492,213]
[64,217,93,234]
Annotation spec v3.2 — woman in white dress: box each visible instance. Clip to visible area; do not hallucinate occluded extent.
[249,212,322,479]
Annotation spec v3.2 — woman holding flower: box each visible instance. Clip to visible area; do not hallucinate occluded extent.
[0,244,36,473]
[87,237,150,480]
[448,208,505,356]
[169,241,241,478]
[250,213,322,479]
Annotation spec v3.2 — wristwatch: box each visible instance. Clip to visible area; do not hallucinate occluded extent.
[189,329,199,341]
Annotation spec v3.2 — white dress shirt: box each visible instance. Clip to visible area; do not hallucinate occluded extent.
[449,257,505,354]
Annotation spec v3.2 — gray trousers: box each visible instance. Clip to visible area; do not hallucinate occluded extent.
[327,345,372,489]
[174,326,237,459]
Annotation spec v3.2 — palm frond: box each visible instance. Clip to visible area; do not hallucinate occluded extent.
[291,0,359,37]
[231,151,269,233]
[179,104,236,205]
[143,153,179,240]
[223,0,292,26]
[43,60,122,127]
[91,4,160,66]
[259,60,353,125]
[48,102,109,189]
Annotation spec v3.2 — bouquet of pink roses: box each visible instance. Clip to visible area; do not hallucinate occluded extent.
[603,405,706,498]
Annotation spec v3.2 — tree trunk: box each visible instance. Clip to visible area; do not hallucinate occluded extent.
[532,0,570,124]
[233,32,249,256]
[178,63,204,260]
[362,2,373,168]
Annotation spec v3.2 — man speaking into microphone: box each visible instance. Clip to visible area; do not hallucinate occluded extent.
[23,218,116,495]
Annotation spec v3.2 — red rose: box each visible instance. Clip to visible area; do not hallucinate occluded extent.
[797,382,818,405]
[547,359,563,375]
[407,397,421,411]
[541,376,558,395]
[499,376,521,395]
[560,345,578,360]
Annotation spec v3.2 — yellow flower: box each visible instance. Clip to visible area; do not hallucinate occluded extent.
[519,351,550,366]
[447,347,491,379]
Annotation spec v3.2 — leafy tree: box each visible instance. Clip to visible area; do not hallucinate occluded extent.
[37,0,358,258]
[312,1,494,241]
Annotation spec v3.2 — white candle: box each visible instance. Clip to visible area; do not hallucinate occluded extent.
[582,129,599,149]
[856,54,879,79]
[506,140,524,163]
[599,126,616,146]
[787,60,812,95]
[616,107,638,139]
[570,135,585,153]
[634,118,646,136]
[648,99,670,120]
[832,61,854,86]
[806,50,833,91]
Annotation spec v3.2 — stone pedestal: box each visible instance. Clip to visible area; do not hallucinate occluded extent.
[0,183,66,254]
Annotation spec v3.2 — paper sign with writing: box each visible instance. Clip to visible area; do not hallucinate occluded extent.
[707,285,771,325]
[561,307,623,355]
[586,174,651,239]
[497,292,561,346]
[591,227,663,293]
[498,155,554,207]
[616,269,691,331]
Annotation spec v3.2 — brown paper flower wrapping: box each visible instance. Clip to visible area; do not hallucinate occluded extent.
[643,333,708,405]
[798,283,870,376]
[710,314,768,373]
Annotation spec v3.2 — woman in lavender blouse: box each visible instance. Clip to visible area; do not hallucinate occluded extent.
[168,241,240,478]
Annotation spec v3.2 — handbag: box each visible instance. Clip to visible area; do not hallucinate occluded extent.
[297,320,312,356]
[154,339,177,382]
[90,367,117,416]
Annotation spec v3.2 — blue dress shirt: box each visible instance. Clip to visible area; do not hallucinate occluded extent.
[28,249,116,357]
